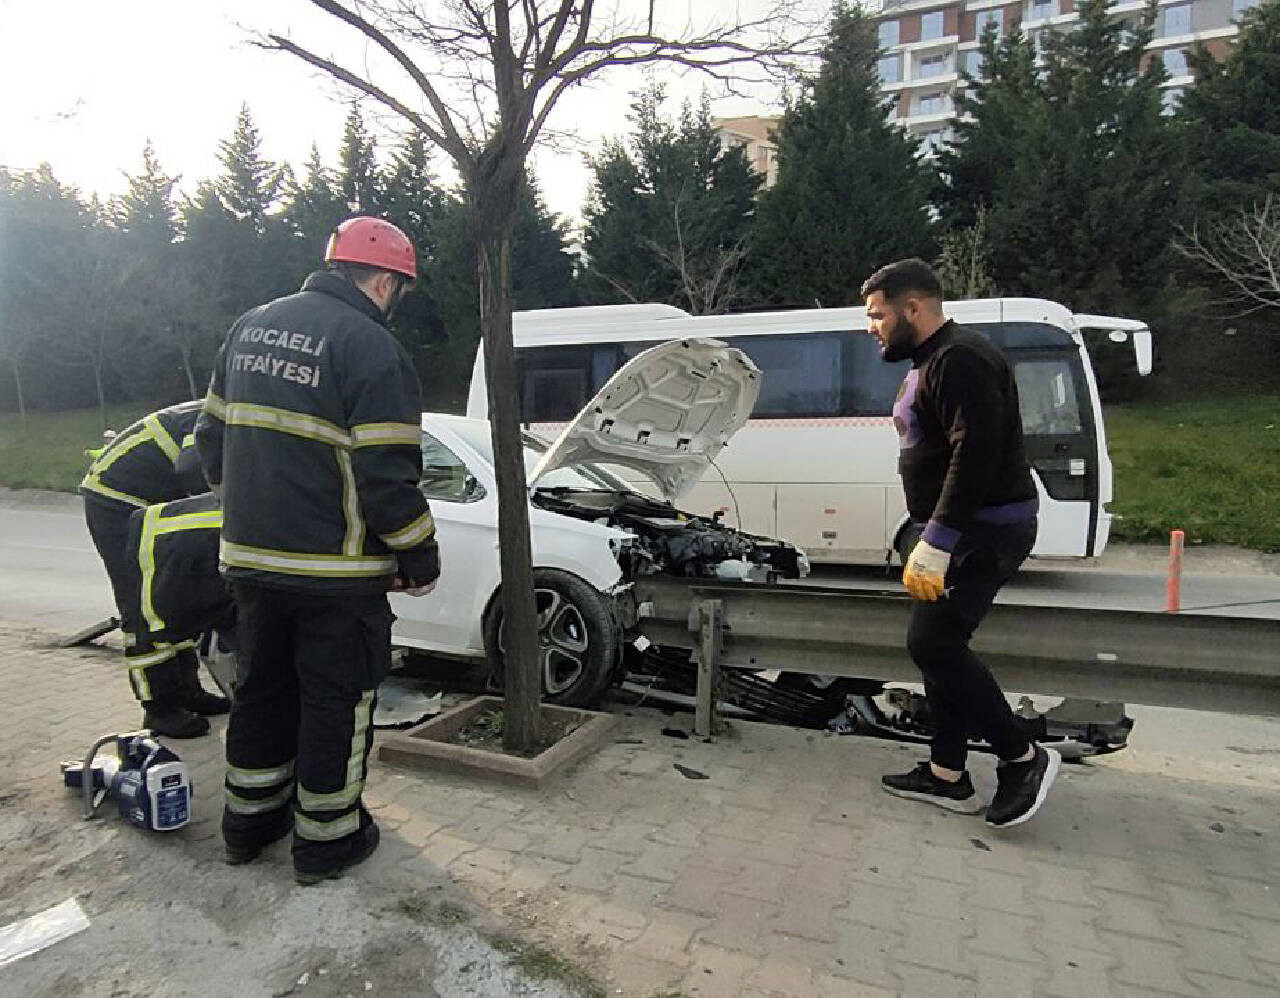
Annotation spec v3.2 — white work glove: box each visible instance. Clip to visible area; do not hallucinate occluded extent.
[903,539,951,602]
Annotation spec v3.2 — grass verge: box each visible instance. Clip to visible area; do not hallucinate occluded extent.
[1104,395,1280,552]
[0,404,151,492]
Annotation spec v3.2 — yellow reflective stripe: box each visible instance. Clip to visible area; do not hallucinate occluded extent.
[125,646,176,667]
[80,477,149,508]
[297,691,374,812]
[350,422,421,448]
[220,540,395,578]
[222,402,351,448]
[204,392,227,420]
[225,786,293,815]
[295,810,360,842]
[139,505,165,634]
[145,413,180,464]
[335,449,365,557]
[181,433,196,448]
[154,510,223,535]
[130,666,152,700]
[380,509,436,551]
[226,760,295,789]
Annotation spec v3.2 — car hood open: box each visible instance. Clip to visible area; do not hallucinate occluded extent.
[527,338,761,501]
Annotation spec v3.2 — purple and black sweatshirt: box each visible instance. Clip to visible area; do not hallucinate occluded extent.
[893,320,1039,553]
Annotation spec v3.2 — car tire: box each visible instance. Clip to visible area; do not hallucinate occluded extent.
[483,568,619,708]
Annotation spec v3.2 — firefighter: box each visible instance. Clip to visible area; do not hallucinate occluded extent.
[195,216,440,885]
[119,492,233,696]
[80,401,231,738]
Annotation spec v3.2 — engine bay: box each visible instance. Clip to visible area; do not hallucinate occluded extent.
[532,486,807,581]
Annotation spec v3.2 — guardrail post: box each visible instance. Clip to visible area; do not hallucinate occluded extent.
[695,600,724,738]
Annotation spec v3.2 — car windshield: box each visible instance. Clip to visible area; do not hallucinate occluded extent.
[443,419,629,492]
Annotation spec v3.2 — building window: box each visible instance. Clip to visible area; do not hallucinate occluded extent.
[915,92,951,115]
[1028,0,1055,22]
[921,10,945,40]
[918,52,950,78]
[976,9,1004,38]
[1162,3,1192,36]
[879,20,900,48]
[1161,88,1183,116]
[878,54,903,84]
[960,48,985,77]
[1162,47,1188,77]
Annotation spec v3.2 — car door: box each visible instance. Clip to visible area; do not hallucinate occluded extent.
[388,429,496,656]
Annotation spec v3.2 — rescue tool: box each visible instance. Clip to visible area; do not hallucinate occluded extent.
[61,732,192,831]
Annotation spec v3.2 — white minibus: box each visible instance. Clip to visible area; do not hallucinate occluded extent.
[466,299,1152,564]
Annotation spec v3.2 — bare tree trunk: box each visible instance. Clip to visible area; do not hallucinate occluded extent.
[478,221,542,752]
[93,358,107,433]
[9,360,27,432]
[179,343,200,400]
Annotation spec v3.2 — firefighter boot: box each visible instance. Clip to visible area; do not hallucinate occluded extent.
[179,655,231,716]
[142,700,211,738]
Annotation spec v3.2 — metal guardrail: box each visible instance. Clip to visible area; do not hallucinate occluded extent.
[632,578,1280,725]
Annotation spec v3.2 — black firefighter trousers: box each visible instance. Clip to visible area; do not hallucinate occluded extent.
[906,520,1038,773]
[83,495,190,705]
[221,581,392,873]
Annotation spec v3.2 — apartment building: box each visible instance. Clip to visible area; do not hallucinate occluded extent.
[713,115,782,188]
[873,0,1261,154]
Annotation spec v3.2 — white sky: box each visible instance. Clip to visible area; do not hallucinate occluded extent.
[0,0,813,233]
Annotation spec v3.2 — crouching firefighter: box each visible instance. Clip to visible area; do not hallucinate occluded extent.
[80,401,230,737]
[120,491,235,703]
[195,216,440,885]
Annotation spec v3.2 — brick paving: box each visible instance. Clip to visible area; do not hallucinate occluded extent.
[1,622,1278,997]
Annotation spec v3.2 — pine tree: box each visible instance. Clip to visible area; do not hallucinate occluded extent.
[747,2,935,308]
[940,0,1182,317]
[115,141,180,250]
[934,24,1040,232]
[339,103,381,213]
[282,144,347,267]
[581,84,762,313]
[1181,0,1280,214]
[214,104,284,231]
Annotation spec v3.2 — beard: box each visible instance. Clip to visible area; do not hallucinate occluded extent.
[878,311,918,363]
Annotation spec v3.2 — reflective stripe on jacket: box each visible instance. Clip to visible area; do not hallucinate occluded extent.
[194,270,438,591]
[121,492,230,655]
[80,401,207,508]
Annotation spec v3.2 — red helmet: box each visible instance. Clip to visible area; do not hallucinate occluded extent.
[324,216,417,279]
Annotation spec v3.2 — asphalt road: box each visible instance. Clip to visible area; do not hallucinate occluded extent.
[2,490,1277,784]
[3,493,1280,639]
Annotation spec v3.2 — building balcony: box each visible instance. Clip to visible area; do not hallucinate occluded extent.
[902,109,956,128]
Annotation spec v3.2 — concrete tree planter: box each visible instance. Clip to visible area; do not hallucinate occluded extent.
[377,696,618,788]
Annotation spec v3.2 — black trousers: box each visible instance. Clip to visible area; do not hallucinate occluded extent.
[222,580,392,872]
[906,520,1036,772]
[83,496,187,704]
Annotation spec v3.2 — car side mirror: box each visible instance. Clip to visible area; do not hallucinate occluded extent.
[463,473,486,502]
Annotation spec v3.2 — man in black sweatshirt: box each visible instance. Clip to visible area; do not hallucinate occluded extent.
[863,259,1059,829]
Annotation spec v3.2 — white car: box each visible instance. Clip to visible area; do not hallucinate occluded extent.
[390,338,810,705]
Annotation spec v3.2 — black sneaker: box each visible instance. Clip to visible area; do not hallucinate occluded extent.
[224,812,293,866]
[294,822,380,886]
[986,745,1061,828]
[881,761,986,814]
[142,702,210,739]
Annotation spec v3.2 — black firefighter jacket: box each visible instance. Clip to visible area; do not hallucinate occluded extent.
[120,492,230,663]
[80,400,208,510]
[194,270,439,592]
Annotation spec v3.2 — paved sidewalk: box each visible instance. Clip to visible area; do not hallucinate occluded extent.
[1,623,1278,998]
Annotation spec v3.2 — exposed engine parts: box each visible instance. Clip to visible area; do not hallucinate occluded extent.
[533,486,806,581]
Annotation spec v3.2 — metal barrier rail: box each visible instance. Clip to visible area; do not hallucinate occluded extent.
[632,578,1280,730]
